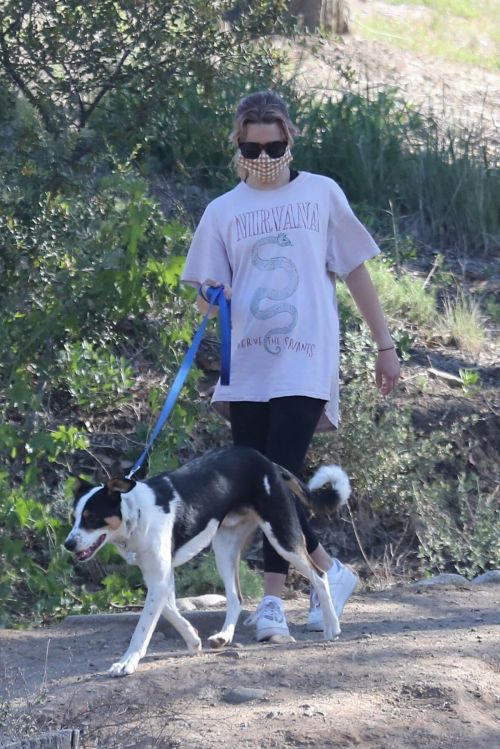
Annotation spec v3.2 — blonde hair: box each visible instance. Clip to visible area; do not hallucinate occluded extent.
[230,90,300,178]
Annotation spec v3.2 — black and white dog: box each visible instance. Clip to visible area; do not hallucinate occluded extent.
[64,446,351,677]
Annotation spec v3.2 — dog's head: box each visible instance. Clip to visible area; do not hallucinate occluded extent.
[64,477,136,561]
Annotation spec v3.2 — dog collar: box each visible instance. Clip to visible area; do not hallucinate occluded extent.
[116,542,137,564]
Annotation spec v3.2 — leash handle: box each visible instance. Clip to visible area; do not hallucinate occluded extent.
[127,287,231,478]
[204,285,231,386]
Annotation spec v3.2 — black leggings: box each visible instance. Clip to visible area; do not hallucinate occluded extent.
[229,396,326,575]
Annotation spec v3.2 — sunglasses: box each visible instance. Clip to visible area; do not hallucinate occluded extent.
[238,140,288,160]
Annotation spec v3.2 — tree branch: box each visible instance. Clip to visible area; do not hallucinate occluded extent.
[82,48,131,127]
[0,30,61,136]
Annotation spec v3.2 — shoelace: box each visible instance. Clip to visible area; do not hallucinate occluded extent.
[244,599,285,627]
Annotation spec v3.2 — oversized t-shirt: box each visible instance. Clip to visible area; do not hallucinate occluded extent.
[181,171,380,427]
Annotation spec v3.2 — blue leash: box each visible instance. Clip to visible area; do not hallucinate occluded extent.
[127,286,231,478]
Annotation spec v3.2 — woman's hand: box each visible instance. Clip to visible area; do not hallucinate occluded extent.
[196,279,232,317]
[375,348,400,395]
[201,278,232,301]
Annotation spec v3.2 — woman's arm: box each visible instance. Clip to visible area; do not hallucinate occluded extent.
[344,263,400,395]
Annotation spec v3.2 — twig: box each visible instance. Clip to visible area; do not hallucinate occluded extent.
[399,373,425,383]
[423,254,442,288]
[427,366,463,386]
[82,448,111,479]
[65,589,83,605]
[481,395,499,416]
[42,639,51,693]
[109,602,144,610]
[346,503,377,576]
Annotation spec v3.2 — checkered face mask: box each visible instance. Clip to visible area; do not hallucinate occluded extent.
[238,145,293,184]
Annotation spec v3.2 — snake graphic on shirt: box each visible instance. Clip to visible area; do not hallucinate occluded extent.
[249,232,298,354]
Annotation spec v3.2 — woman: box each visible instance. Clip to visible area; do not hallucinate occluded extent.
[181,90,400,641]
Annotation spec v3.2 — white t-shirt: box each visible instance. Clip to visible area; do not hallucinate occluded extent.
[181,171,380,427]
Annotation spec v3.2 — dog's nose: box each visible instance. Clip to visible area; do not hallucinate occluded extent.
[64,537,76,551]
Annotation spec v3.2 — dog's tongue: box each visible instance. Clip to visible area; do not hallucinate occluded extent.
[75,548,92,561]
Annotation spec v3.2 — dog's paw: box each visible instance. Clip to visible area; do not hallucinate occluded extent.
[108,653,140,677]
[207,632,231,650]
[323,626,341,641]
[186,637,202,656]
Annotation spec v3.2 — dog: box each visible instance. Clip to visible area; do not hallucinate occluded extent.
[64,445,351,677]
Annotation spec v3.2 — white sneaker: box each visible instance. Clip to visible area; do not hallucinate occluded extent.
[308,561,358,632]
[244,595,290,641]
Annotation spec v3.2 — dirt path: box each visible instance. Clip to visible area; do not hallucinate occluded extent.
[1,583,499,748]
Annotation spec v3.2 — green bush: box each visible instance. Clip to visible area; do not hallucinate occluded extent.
[0,475,73,626]
[55,341,134,412]
[0,1,288,136]
[416,473,500,579]
[1,32,274,622]
[0,159,206,623]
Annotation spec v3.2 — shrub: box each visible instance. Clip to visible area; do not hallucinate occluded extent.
[0,1,288,136]
[0,163,207,623]
[312,329,497,579]
[0,475,73,626]
[416,473,500,579]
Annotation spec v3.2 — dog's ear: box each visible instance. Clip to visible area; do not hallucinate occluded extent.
[106,478,136,495]
[133,458,149,481]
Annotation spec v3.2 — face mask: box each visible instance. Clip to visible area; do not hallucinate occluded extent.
[238,146,293,184]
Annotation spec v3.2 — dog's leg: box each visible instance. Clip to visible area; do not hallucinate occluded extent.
[161,588,202,655]
[108,578,172,677]
[260,523,341,640]
[208,518,255,649]
[306,567,340,640]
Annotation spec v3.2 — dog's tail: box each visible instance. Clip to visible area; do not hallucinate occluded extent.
[279,464,351,516]
[307,465,351,514]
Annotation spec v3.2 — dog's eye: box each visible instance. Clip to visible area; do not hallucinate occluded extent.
[82,510,102,528]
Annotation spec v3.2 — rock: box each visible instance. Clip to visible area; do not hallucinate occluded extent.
[197,686,217,701]
[222,687,268,704]
[412,573,470,587]
[266,634,296,644]
[471,570,500,585]
[176,598,196,612]
[216,649,242,659]
[177,594,227,611]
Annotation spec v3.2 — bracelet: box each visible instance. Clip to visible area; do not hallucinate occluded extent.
[198,284,211,303]
[378,345,395,352]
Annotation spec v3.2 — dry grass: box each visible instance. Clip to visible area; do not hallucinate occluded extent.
[439,291,488,354]
[353,0,500,70]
